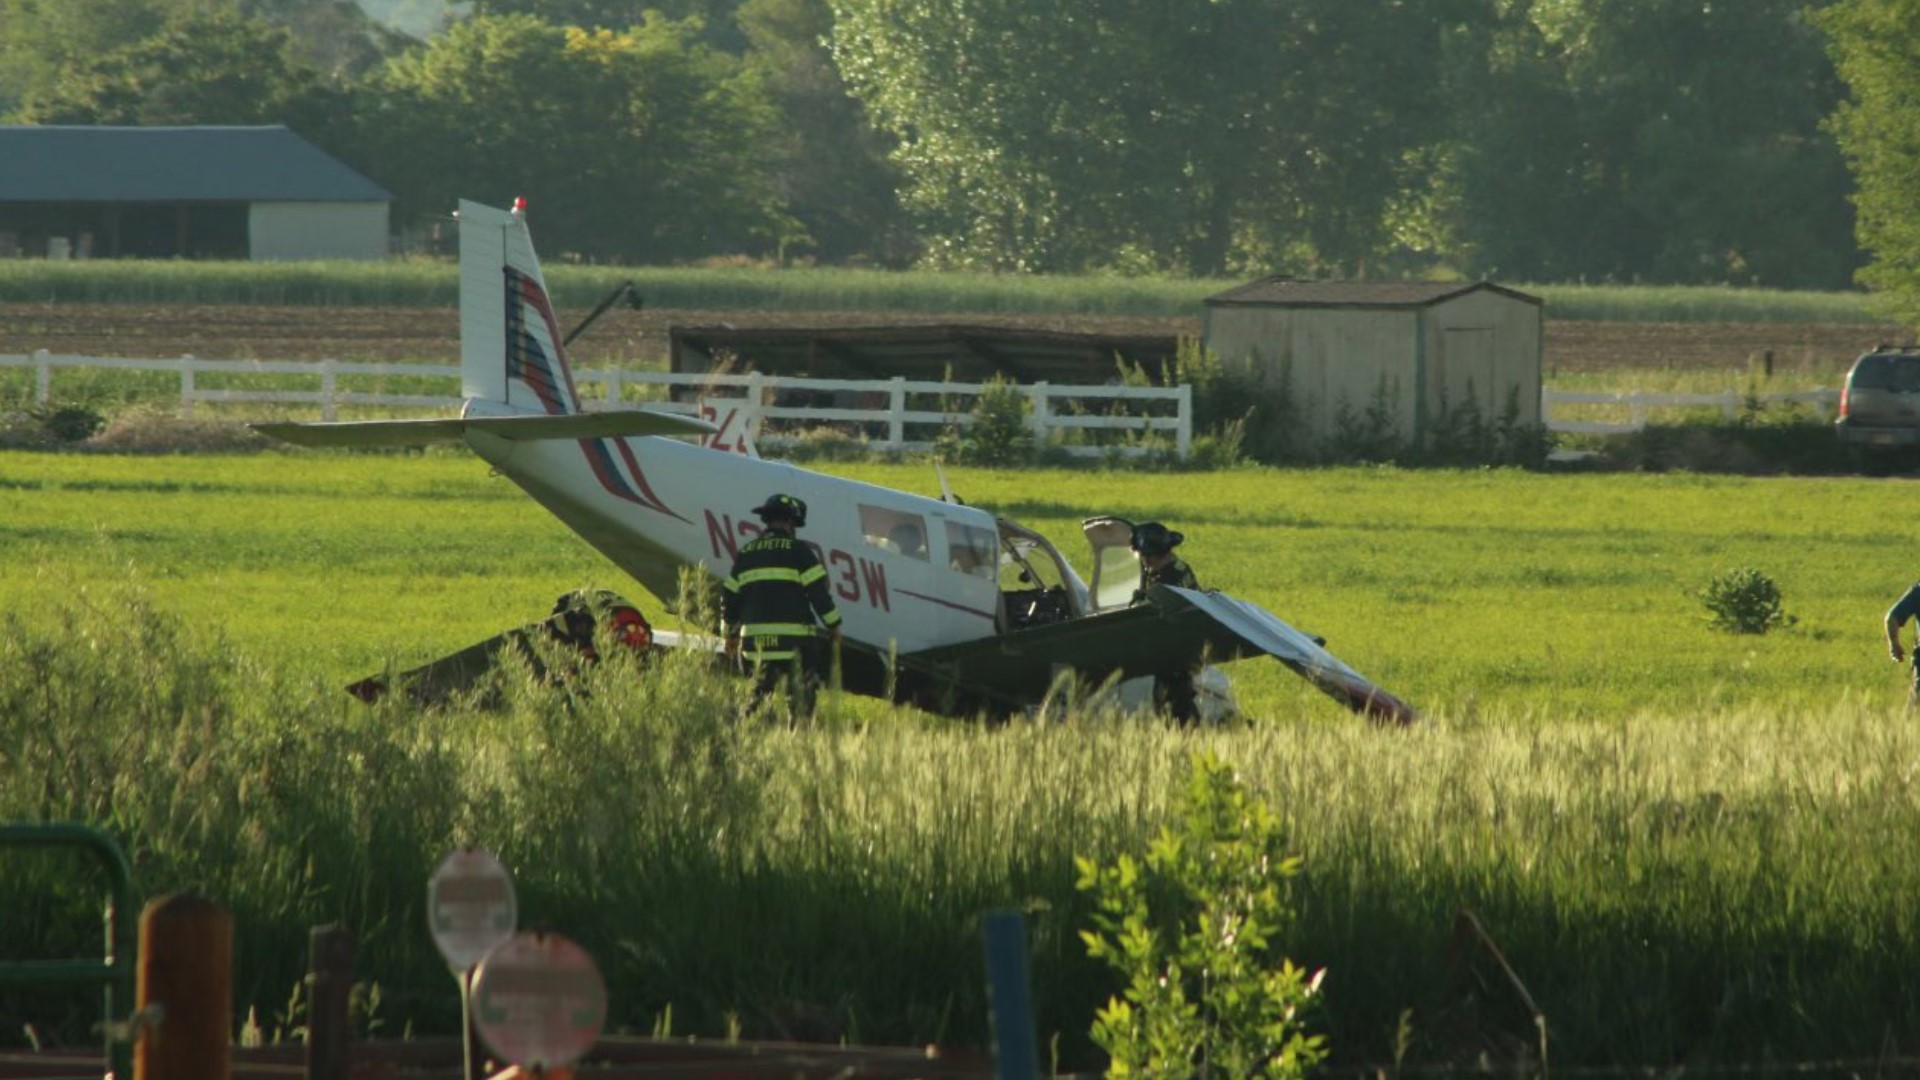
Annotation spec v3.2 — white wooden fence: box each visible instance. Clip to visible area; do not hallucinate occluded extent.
[1,351,1846,452]
[0,351,1192,459]
[1546,387,1840,434]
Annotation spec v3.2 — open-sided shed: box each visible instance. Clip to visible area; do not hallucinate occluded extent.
[1203,279,1543,449]
[0,125,390,260]
[669,323,1180,384]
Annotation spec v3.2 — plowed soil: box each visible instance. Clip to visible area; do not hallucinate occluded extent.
[0,301,1907,373]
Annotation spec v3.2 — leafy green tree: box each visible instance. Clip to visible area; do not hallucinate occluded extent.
[829,0,1463,275]
[1822,0,1920,325]
[15,4,354,139]
[1077,752,1328,1079]
[737,0,910,264]
[364,13,789,260]
[1431,0,1856,288]
[0,0,166,118]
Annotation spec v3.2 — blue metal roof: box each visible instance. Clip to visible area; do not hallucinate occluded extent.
[0,125,390,202]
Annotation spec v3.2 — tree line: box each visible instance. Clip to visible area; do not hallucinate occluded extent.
[1,0,1915,310]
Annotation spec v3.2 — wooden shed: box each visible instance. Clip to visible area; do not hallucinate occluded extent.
[1202,279,1543,449]
[0,125,390,260]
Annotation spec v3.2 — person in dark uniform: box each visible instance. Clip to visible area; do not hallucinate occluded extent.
[723,494,842,717]
[1886,581,1920,707]
[1129,521,1201,723]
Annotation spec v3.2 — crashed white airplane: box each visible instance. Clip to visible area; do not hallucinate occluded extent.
[253,200,1416,725]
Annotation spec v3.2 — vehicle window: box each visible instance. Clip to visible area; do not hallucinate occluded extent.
[858,505,929,561]
[1852,355,1920,392]
[946,521,997,580]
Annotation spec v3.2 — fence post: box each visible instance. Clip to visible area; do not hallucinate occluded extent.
[1627,392,1643,431]
[1029,382,1051,441]
[1176,384,1192,460]
[321,359,338,422]
[980,909,1040,1080]
[747,371,767,446]
[306,925,355,1080]
[135,893,230,1080]
[1722,390,1737,422]
[605,366,624,409]
[889,377,906,451]
[179,357,195,420]
[34,348,51,407]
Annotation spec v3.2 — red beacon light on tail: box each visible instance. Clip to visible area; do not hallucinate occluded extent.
[511,196,528,217]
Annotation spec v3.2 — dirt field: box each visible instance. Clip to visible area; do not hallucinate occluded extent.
[0,301,1907,373]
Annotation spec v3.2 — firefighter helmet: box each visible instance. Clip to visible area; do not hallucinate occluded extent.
[1129,521,1183,555]
[751,493,808,528]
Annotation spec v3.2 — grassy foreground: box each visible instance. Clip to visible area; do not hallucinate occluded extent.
[6,450,1920,1071]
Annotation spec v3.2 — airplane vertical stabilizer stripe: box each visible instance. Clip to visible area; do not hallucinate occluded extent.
[505,266,580,415]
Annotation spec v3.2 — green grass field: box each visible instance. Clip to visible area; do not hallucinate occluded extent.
[7,449,1920,1071]
[0,257,1890,323]
[4,452,1908,718]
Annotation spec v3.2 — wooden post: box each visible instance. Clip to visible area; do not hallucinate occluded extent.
[1028,382,1051,441]
[135,893,231,1080]
[34,349,51,407]
[321,359,338,422]
[1175,384,1192,461]
[889,377,906,451]
[306,925,355,1080]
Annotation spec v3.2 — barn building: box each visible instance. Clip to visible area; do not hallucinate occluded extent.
[1203,279,1543,449]
[0,125,390,261]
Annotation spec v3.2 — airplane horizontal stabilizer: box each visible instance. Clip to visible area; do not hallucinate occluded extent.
[898,585,1417,725]
[251,409,716,448]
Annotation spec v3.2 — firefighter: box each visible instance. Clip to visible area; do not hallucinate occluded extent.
[722,494,842,717]
[1130,521,1201,723]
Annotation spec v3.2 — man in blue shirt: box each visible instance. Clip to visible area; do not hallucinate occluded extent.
[1885,582,1920,706]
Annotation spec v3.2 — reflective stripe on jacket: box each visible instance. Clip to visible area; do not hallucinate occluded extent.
[723,534,842,645]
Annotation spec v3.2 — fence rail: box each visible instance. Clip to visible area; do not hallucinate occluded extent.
[1545,387,1839,435]
[0,351,1192,459]
[1,351,1848,452]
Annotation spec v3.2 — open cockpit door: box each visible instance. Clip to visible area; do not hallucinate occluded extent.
[1082,515,1140,612]
[994,518,1089,631]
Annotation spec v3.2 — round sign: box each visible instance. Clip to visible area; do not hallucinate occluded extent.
[471,930,607,1069]
[427,847,518,970]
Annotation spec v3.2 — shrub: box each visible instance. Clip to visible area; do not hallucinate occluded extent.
[1698,567,1791,634]
[34,403,105,442]
[946,377,1036,466]
[1077,752,1328,1079]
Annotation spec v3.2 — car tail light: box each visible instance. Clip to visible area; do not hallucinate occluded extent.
[1839,381,1851,418]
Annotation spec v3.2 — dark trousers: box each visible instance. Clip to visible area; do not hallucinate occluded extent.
[745,635,825,718]
[1156,669,1199,724]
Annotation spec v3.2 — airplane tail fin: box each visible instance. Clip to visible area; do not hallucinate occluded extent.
[459,198,582,415]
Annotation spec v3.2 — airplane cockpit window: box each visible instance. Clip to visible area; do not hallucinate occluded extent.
[996,520,1080,631]
[859,504,929,561]
[946,521,998,581]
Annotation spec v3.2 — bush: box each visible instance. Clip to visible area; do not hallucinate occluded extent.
[943,377,1036,466]
[1698,567,1791,634]
[1077,752,1328,1079]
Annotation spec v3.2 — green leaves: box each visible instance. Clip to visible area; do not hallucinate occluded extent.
[1077,751,1328,1079]
[1697,566,1792,635]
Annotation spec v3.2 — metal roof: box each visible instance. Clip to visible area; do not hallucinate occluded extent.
[0,125,390,202]
[669,324,1182,384]
[1204,277,1542,309]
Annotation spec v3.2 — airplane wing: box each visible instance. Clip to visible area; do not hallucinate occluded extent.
[252,409,716,448]
[897,585,1418,725]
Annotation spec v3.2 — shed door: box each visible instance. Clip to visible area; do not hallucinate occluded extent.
[1437,327,1497,420]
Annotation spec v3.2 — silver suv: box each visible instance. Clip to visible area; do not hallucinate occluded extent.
[1836,347,1920,453]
